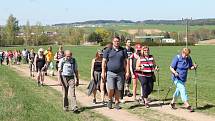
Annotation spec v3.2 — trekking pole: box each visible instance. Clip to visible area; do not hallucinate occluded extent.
[194,65,198,109]
[163,81,174,104]
[156,67,161,106]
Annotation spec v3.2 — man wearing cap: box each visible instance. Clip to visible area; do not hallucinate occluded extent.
[102,36,130,110]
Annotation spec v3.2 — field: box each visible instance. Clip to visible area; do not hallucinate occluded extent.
[1,45,215,120]
[0,65,110,121]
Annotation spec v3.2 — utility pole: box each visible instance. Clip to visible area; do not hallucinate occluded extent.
[182,17,192,48]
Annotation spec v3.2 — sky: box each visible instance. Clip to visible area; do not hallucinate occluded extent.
[0,0,214,25]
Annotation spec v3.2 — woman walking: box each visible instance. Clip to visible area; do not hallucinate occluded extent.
[136,46,158,108]
[90,50,105,104]
[34,48,47,86]
[169,48,197,112]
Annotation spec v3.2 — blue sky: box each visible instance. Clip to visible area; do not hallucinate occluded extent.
[0,0,214,25]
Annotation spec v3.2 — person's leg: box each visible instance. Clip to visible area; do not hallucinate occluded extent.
[68,78,78,111]
[106,71,115,109]
[176,80,189,107]
[100,78,105,103]
[62,76,69,111]
[115,72,125,108]
[37,71,41,86]
[133,78,137,100]
[41,71,45,85]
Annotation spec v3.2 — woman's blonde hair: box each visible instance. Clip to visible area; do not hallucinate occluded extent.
[182,48,191,56]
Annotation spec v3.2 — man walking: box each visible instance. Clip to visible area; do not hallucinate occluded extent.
[102,36,129,110]
[58,50,79,113]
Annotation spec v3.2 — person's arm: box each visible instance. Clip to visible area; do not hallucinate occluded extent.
[170,66,179,77]
[54,52,58,61]
[135,57,142,71]
[125,58,130,80]
[129,58,134,76]
[170,56,179,76]
[74,60,79,86]
[101,58,107,81]
[152,56,159,71]
[90,59,95,80]
[34,55,37,69]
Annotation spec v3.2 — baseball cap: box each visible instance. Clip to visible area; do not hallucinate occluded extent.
[135,44,142,50]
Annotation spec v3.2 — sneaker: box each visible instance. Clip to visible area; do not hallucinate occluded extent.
[107,100,112,109]
[145,103,150,108]
[120,99,126,104]
[139,98,145,105]
[169,103,177,109]
[115,103,122,110]
[186,106,194,112]
[37,81,40,86]
[93,99,96,104]
[72,106,79,113]
[102,101,106,105]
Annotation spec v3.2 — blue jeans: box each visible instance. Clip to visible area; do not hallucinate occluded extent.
[173,79,188,102]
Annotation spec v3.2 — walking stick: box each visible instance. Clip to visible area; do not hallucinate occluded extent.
[156,68,161,106]
[194,68,197,109]
[163,81,174,104]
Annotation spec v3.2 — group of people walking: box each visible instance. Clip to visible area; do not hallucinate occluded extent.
[89,36,197,112]
[0,36,198,113]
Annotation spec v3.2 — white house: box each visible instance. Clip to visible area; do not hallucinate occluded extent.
[162,38,176,43]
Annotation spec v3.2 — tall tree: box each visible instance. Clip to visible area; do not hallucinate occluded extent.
[23,20,32,45]
[5,14,19,45]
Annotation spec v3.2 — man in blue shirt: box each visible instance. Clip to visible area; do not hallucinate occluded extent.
[169,48,197,112]
[102,36,130,110]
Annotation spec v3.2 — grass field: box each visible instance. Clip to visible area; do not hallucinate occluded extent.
[1,45,215,117]
[0,65,110,121]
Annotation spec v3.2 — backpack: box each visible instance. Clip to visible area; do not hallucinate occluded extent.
[61,57,77,75]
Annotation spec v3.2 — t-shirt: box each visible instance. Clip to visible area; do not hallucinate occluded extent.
[126,47,134,58]
[170,55,193,82]
[58,57,78,77]
[103,46,127,73]
[45,50,53,62]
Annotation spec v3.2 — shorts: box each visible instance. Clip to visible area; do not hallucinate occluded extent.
[106,71,125,90]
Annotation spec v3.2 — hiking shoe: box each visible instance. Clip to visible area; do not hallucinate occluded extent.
[120,99,126,104]
[139,98,145,105]
[102,101,106,105]
[186,106,194,112]
[72,106,79,113]
[93,99,96,104]
[107,100,112,109]
[145,103,150,108]
[169,103,177,109]
[115,103,122,110]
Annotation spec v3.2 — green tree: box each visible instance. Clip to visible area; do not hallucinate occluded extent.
[5,14,19,45]
[23,21,33,45]
[88,32,102,43]
[95,28,110,42]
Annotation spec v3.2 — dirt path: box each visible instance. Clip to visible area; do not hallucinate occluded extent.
[10,65,215,121]
[10,65,144,121]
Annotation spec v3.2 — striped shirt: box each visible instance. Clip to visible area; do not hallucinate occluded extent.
[138,55,155,77]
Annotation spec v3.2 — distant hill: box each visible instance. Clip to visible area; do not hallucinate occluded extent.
[53,18,215,26]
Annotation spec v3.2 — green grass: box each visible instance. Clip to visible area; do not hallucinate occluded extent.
[0,65,110,121]
[2,45,215,116]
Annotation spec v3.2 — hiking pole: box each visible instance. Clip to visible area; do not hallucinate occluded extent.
[194,66,198,109]
[156,67,161,106]
[163,81,174,104]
